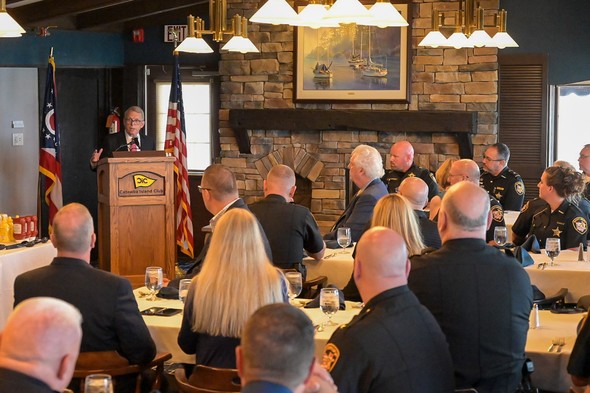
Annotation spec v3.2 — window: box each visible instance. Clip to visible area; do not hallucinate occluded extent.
[155,81,212,171]
[555,85,590,166]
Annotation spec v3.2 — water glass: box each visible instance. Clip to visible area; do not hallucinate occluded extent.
[494,226,508,247]
[145,266,163,301]
[285,272,303,303]
[178,279,191,303]
[545,238,560,266]
[337,227,351,252]
[84,374,113,393]
[320,287,339,326]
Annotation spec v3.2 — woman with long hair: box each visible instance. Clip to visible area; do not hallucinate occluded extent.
[177,208,285,368]
[343,194,427,301]
[513,166,587,249]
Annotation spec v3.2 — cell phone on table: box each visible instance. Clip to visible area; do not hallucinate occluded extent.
[141,307,182,316]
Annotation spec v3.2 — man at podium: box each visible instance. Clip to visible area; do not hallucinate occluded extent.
[90,106,156,169]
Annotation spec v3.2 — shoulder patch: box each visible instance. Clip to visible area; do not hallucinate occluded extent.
[491,204,504,222]
[573,217,588,235]
[322,343,340,372]
[514,181,525,196]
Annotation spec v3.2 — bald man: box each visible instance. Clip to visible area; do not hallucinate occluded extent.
[408,182,532,392]
[14,203,156,392]
[250,165,325,277]
[382,141,439,201]
[322,227,454,393]
[399,177,441,249]
[430,159,505,244]
[0,297,82,392]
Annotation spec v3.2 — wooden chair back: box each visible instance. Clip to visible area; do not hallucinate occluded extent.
[73,351,172,393]
[175,365,240,393]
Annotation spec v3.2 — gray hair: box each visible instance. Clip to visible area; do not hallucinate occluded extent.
[351,145,385,179]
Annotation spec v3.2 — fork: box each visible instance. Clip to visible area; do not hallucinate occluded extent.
[548,337,560,352]
[556,337,566,353]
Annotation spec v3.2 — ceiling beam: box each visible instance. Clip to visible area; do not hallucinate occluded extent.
[76,0,206,30]
[9,0,134,25]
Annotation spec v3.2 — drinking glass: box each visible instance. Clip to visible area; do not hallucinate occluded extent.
[337,227,351,253]
[545,238,561,266]
[320,287,339,326]
[285,272,303,304]
[494,226,508,247]
[84,374,113,393]
[145,266,163,301]
[178,279,192,303]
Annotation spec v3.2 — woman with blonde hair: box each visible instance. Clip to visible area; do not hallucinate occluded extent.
[343,194,427,301]
[178,208,286,368]
[436,157,458,191]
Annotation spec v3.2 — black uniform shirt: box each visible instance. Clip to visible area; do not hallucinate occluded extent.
[322,286,454,393]
[583,182,590,200]
[512,198,548,246]
[480,167,526,211]
[528,199,588,249]
[382,163,439,201]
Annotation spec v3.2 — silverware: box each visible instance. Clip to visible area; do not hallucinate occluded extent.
[548,337,560,352]
[556,337,566,353]
[323,253,337,259]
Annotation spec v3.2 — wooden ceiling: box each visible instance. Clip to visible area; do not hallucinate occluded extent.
[6,0,209,33]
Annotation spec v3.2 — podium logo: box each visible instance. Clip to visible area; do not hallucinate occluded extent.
[133,174,156,188]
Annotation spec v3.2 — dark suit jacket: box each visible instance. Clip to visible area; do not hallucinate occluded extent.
[99,131,156,159]
[182,198,273,278]
[415,210,441,249]
[14,257,156,365]
[324,178,388,242]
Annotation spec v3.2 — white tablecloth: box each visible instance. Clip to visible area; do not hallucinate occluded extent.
[0,242,56,329]
[527,250,590,303]
[304,247,354,290]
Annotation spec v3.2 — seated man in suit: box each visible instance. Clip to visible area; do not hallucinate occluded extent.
[238,303,337,393]
[398,177,441,249]
[408,182,532,392]
[0,297,82,393]
[250,164,325,278]
[90,106,156,168]
[323,227,454,393]
[14,203,156,392]
[324,144,388,243]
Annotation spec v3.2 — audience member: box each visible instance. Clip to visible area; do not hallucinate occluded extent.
[90,106,155,168]
[512,165,587,249]
[480,143,525,211]
[580,144,590,200]
[237,303,336,393]
[182,164,272,277]
[342,193,428,301]
[0,297,82,393]
[435,157,458,192]
[398,177,442,249]
[553,161,590,228]
[382,141,439,201]
[250,165,325,278]
[324,144,387,243]
[568,315,590,393]
[430,159,505,243]
[178,209,286,369]
[408,182,533,392]
[323,227,454,393]
[14,203,156,393]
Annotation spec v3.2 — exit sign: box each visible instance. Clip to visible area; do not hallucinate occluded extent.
[164,25,188,43]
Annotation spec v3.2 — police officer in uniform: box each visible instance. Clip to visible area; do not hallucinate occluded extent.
[521,166,588,250]
[480,143,525,211]
[382,141,439,201]
[322,227,454,393]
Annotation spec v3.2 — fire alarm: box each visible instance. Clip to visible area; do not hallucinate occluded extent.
[132,29,144,43]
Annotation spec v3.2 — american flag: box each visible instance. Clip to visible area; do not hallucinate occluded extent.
[38,50,63,231]
[165,53,194,258]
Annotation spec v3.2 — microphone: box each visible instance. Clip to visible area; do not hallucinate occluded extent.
[114,137,140,152]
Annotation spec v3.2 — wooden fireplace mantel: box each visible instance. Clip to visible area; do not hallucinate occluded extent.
[229,109,477,158]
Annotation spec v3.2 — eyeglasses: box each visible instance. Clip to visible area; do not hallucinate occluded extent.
[580,154,590,159]
[482,155,504,162]
[125,118,144,125]
[198,185,212,193]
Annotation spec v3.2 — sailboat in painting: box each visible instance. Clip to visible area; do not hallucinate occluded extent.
[312,29,333,79]
[362,27,387,78]
[348,27,365,69]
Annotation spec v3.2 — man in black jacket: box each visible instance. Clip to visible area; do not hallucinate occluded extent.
[398,177,441,249]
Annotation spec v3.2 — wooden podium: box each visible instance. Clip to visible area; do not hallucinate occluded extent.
[97,154,176,287]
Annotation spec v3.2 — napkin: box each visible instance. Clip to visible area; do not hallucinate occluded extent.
[156,286,179,299]
[521,234,541,253]
[304,284,346,310]
[505,246,534,267]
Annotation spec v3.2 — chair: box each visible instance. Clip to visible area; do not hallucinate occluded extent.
[577,295,590,311]
[73,351,172,393]
[281,268,327,299]
[174,366,240,393]
[532,287,568,310]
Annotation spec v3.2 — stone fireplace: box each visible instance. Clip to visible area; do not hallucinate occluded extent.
[216,0,501,234]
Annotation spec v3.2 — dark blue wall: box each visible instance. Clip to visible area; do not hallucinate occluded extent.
[501,0,590,85]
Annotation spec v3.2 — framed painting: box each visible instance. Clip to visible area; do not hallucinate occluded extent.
[294,1,411,102]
